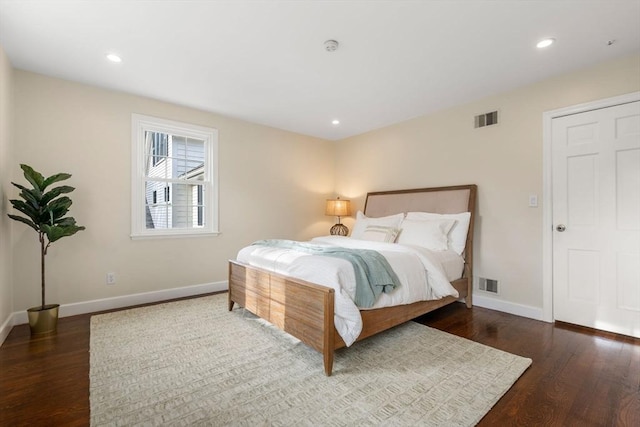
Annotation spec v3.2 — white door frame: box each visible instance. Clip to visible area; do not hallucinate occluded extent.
[541,91,640,322]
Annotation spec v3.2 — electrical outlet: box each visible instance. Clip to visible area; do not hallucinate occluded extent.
[106,272,116,285]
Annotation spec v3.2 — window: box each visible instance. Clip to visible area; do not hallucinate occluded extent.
[131,114,219,238]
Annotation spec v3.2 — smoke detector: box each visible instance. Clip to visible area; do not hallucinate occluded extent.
[324,40,339,52]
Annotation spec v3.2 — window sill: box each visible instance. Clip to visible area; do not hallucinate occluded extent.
[130,230,221,240]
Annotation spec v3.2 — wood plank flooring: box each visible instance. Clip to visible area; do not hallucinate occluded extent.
[1,294,638,426]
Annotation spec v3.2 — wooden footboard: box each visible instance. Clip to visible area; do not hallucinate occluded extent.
[228,260,470,376]
[228,260,336,375]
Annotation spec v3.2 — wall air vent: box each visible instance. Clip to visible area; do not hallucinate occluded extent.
[478,277,499,294]
[474,111,498,128]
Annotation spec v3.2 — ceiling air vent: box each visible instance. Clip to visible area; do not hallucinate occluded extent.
[474,111,498,128]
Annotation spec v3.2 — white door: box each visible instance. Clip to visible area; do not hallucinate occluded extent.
[552,100,640,338]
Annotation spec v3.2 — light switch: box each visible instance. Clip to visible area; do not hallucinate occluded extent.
[529,194,538,207]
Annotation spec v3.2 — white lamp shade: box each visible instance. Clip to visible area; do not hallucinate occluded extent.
[325,199,351,217]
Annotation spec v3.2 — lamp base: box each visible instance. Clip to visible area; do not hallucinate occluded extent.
[330,223,349,236]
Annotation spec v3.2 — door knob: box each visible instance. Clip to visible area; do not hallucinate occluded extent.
[556,224,566,232]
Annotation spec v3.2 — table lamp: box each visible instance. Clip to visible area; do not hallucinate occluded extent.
[325,197,351,236]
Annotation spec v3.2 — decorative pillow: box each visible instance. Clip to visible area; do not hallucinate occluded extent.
[360,225,400,243]
[351,211,405,240]
[397,218,456,251]
[405,211,471,255]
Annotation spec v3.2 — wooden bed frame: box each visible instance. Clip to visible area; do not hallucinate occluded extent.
[228,184,477,376]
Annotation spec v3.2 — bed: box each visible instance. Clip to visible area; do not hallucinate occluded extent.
[228,184,477,376]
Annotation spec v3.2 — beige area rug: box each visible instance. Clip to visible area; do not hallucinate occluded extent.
[90,294,531,426]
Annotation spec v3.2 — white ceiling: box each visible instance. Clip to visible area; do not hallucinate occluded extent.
[1,1,639,140]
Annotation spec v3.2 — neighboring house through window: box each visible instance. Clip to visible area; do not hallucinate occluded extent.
[131,114,219,238]
[151,132,168,166]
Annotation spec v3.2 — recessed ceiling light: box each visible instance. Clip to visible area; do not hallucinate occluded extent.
[331,119,340,125]
[106,53,122,63]
[536,38,555,49]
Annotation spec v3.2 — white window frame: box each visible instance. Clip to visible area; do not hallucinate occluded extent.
[131,114,219,239]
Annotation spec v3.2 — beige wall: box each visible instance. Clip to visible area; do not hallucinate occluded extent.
[335,53,640,311]
[0,45,13,330]
[5,51,639,320]
[11,71,335,310]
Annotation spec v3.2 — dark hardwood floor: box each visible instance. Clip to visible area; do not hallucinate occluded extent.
[1,294,638,426]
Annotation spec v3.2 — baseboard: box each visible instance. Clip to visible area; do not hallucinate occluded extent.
[473,294,544,321]
[0,313,13,347]
[6,280,229,332]
[1,284,545,347]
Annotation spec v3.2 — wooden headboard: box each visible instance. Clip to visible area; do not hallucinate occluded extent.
[363,184,477,273]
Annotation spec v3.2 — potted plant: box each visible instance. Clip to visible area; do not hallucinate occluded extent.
[8,164,85,335]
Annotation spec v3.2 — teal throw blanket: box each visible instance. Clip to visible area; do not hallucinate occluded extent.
[252,239,401,308]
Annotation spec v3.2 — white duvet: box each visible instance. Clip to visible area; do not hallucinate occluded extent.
[236,236,462,346]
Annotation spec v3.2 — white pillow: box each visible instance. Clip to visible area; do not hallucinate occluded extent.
[397,219,456,251]
[351,211,404,240]
[360,225,400,243]
[405,211,471,255]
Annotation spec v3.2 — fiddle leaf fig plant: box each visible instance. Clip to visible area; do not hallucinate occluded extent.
[8,164,85,309]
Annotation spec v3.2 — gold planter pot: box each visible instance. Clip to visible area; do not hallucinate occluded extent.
[27,304,60,335]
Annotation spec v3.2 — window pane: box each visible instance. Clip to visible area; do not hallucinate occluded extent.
[144,182,205,230]
[145,131,169,170]
[145,181,168,229]
[146,204,169,229]
[172,137,205,179]
[145,131,169,179]
[194,184,205,227]
[171,205,192,228]
[144,133,205,180]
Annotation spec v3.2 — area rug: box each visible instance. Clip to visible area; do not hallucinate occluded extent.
[90,294,531,426]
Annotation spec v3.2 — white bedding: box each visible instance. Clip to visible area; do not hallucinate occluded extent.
[236,235,463,346]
